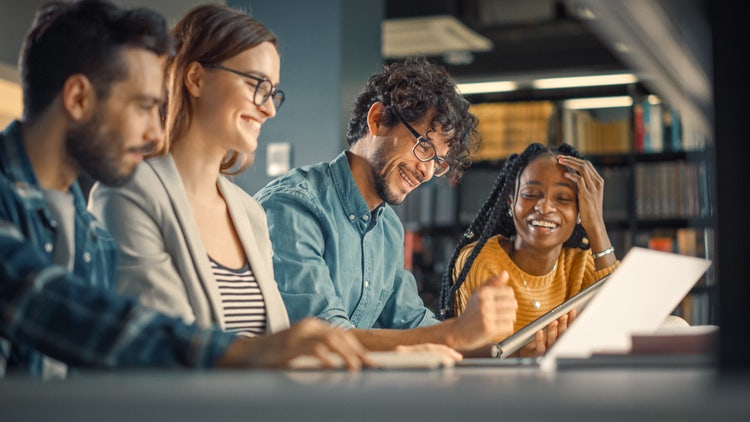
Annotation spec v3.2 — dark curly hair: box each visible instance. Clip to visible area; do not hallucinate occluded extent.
[345,57,479,179]
[438,142,590,319]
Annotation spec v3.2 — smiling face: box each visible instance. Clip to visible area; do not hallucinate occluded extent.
[194,42,280,164]
[511,153,579,251]
[369,115,451,205]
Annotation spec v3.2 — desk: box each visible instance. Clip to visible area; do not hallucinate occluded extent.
[2,364,749,421]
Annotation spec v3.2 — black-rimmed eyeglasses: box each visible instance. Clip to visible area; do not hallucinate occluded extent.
[201,63,285,111]
[395,113,451,177]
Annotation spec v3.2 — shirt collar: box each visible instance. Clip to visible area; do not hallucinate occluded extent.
[1,120,86,209]
[1,120,41,187]
[329,151,387,222]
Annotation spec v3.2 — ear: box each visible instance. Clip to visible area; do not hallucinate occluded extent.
[184,61,204,98]
[61,74,95,122]
[366,101,386,136]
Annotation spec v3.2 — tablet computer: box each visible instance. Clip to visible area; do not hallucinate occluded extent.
[491,274,611,359]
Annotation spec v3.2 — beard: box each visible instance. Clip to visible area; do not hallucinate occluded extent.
[66,111,141,188]
[371,146,405,205]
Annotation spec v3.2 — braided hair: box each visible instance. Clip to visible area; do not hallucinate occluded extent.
[438,142,590,320]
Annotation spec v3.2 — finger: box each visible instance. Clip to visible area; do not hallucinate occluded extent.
[535,330,546,356]
[329,331,368,370]
[546,321,559,347]
[408,344,464,362]
[311,344,338,369]
[558,314,569,333]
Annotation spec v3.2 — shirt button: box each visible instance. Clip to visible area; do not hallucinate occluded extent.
[364,280,369,288]
[363,215,369,221]
[348,214,355,221]
[44,243,53,253]
[83,252,92,263]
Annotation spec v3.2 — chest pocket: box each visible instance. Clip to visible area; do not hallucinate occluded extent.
[356,288,394,329]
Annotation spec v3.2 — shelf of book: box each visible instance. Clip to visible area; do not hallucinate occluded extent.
[394,89,716,325]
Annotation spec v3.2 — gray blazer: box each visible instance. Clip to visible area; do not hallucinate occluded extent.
[88,154,290,333]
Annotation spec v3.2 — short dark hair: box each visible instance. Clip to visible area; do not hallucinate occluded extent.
[156,4,278,174]
[346,57,480,179]
[19,0,172,121]
[438,142,590,319]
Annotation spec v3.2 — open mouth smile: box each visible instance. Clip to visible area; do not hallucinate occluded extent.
[529,219,560,230]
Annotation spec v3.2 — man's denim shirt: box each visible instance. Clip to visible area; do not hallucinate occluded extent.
[255,151,440,330]
[0,121,235,376]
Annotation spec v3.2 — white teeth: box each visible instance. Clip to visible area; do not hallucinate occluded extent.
[399,168,415,187]
[531,220,558,229]
[241,117,261,128]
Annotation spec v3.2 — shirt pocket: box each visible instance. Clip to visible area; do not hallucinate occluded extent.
[358,288,394,329]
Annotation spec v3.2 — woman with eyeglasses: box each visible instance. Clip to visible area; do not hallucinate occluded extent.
[89,4,370,369]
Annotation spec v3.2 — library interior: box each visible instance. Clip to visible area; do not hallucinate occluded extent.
[1,0,749,420]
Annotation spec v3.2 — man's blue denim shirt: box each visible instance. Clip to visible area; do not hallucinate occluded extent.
[0,121,235,376]
[255,151,440,329]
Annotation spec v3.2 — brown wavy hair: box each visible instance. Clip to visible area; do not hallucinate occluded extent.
[151,4,278,175]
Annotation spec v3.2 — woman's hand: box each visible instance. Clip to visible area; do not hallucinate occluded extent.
[557,155,605,233]
[218,318,372,370]
[516,309,577,358]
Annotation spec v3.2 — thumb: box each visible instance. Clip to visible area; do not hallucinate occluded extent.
[484,270,510,287]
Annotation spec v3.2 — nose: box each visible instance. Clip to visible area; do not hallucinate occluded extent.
[260,98,277,118]
[145,107,163,145]
[414,159,434,181]
[535,197,555,214]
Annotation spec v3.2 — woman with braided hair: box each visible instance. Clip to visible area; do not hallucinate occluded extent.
[440,142,619,357]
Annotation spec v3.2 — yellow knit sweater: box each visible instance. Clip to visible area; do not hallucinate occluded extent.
[453,235,618,337]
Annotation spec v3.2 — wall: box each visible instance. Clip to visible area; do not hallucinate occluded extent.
[0,0,382,194]
[0,0,220,126]
[0,0,219,69]
[227,0,383,194]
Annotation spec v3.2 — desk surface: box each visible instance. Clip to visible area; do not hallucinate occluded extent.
[2,363,749,421]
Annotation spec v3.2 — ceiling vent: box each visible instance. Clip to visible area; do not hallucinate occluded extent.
[382,15,493,59]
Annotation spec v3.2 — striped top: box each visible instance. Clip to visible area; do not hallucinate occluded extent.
[209,256,267,336]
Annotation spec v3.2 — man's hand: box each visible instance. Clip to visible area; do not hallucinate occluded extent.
[449,271,517,351]
[394,343,463,364]
[217,318,372,370]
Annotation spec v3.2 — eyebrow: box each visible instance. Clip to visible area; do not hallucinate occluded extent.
[521,180,576,190]
[238,69,278,85]
[137,96,162,107]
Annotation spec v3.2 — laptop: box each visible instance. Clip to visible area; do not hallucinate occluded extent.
[458,247,711,371]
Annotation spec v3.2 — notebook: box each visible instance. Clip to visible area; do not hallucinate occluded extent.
[537,247,711,371]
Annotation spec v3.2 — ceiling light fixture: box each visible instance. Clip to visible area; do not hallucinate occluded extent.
[533,73,638,89]
[563,96,634,109]
[457,80,519,94]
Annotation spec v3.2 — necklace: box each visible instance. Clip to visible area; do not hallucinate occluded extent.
[507,238,556,310]
[518,273,542,310]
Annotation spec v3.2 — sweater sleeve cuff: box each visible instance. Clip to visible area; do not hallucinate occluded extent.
[593,260,620,281]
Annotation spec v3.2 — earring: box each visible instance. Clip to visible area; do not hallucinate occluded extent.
[507,208,513,218]
[577,214,582,224]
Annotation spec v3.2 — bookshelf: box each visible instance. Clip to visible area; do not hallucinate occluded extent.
[394,84,716,326]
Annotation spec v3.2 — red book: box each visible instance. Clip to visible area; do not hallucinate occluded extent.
[633,102,645,153]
